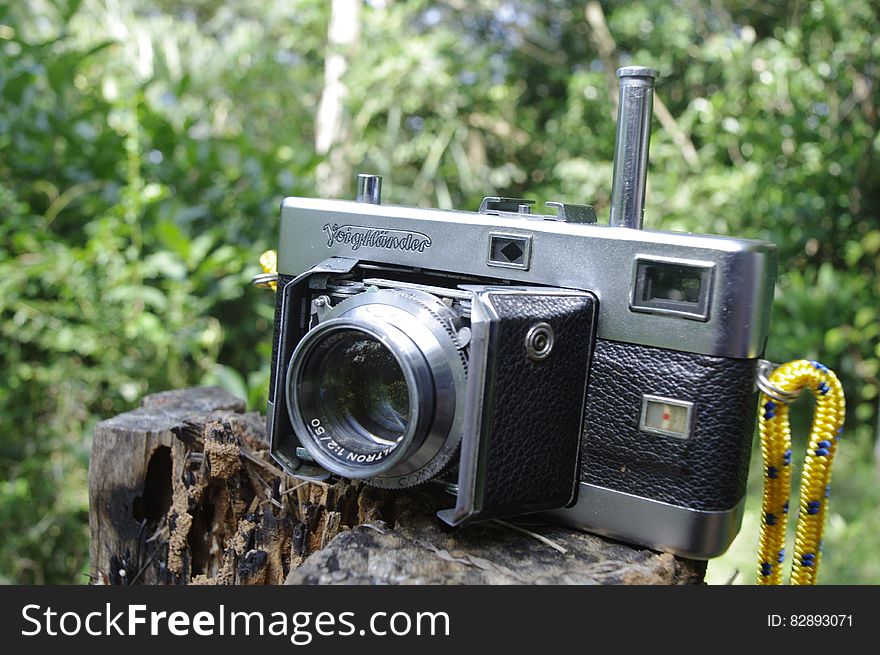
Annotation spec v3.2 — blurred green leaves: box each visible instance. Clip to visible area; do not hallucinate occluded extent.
[1,0,877,583]
[0,0,294,582]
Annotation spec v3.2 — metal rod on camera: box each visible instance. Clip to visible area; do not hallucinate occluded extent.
[356,173,382,204]
[609,66,656,230]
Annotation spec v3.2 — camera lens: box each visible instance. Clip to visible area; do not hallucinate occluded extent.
[289,323,427,477]
[313,331,410,451]
[286,289,468,486]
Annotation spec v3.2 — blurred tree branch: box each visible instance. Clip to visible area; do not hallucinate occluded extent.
[584,1,699,169]
[315,0,363,198]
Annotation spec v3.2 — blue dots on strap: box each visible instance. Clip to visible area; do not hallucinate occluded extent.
[761,562,773,576]
[806,501,821,515]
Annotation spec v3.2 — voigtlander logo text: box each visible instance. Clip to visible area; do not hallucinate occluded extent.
[323,223,432,253]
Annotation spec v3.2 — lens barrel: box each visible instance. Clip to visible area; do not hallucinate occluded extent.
[286,289,467,487]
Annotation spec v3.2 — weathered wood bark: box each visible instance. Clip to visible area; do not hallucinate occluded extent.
[89,387,706,585]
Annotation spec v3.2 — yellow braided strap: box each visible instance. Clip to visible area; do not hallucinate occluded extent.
[756,360,845,585]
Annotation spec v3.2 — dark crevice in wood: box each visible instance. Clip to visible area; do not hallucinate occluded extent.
[132,446,173,527]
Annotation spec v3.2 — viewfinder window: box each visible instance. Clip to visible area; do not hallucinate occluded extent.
[630,256,714,321]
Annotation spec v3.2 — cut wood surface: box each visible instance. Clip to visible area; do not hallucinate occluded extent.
[89,387,706,585]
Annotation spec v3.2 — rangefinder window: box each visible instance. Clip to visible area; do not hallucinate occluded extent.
[630,256,714,321]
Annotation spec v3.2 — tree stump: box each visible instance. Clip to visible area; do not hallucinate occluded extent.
[89,387,706,585]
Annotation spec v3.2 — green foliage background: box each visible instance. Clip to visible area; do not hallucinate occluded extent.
[1,0,877,584]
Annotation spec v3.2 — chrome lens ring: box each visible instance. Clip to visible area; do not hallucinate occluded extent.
[287,318,433,479]
[286,289,468,487]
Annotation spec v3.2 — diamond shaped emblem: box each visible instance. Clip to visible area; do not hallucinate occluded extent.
[500,241,524,262]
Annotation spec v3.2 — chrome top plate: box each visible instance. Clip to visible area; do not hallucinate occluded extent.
[278,197,777,359]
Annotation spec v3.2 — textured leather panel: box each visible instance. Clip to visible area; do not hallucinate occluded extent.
[476,292,597,518]
[580,340,757,511]
[269,274,296,402]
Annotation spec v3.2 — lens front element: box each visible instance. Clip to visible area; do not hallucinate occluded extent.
[313,330,410,451]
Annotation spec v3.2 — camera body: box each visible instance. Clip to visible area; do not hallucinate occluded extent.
[264,68,778,559]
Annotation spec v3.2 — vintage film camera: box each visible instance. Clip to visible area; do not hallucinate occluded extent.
[262,67,777,559]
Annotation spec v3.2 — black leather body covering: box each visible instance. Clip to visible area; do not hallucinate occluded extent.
[580,339,758,512]
[470,292,597,519]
